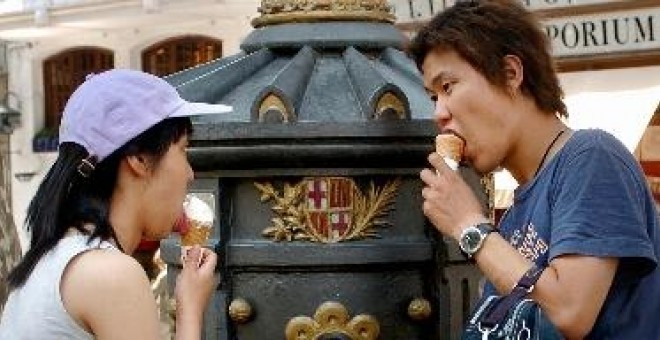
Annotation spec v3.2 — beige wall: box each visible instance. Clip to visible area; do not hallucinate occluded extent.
[0,133,22,314]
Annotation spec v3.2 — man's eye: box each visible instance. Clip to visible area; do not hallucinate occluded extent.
[442,82,453,94]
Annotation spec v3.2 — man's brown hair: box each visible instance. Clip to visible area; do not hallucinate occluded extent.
[408,0,568,118]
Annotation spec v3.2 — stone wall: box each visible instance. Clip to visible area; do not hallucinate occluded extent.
[0,134,22,314]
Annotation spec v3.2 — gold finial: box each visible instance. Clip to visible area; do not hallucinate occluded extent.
[407,298,432,321]
[228,298,253,324]
[252,0,395,28]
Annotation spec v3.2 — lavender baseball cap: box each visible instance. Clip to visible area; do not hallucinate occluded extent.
[58,69,232,162]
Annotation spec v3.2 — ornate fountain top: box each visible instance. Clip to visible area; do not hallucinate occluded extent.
[252,0,395,28]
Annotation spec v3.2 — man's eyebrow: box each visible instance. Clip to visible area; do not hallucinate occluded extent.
[429,71,452,88]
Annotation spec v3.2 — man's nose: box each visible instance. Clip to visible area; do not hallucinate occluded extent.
[433,100,450,128]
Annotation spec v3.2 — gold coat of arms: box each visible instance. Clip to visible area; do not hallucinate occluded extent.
[255,177,400,243]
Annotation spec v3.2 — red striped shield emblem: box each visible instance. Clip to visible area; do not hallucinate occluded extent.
[305,177,355,242]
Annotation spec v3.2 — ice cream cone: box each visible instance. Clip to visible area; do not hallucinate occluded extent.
[181,219,213,246]
[180,195,214,246]
[436,134,464,170]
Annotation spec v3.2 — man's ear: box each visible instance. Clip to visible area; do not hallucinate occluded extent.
[503,54,524,91]
[125,154,151,178]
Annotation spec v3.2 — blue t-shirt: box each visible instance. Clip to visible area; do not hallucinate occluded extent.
[483,129,660,339]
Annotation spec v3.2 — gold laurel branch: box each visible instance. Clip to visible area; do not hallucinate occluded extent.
[256,181,313,242]
[254,182,277,202]
[346,178,401,240]
[261,217,288,241]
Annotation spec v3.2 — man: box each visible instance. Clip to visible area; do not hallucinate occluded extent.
[409,0,660,338]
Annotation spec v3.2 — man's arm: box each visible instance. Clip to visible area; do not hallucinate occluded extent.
[474,234,617,339]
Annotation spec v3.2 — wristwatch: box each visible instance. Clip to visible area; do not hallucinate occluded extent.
[458,222,496,258]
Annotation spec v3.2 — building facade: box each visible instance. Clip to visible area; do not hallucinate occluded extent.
[0,133,21,316]
[0,0,260,315]
[0,38,21,316]
[0,0,259,251]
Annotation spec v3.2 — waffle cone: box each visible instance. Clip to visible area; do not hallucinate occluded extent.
[181,220,212,246]
[435,134,464,162]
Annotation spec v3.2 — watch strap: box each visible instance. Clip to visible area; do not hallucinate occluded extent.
[461,222,496,259]
[476,222,496,236]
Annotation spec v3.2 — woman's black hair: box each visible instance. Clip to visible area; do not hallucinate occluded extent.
[7,117,192,288]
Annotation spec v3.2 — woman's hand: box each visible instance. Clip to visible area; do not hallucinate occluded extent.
[420,152,488,240]
[174,245,218,339]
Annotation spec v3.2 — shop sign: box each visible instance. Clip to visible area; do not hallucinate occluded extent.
[391,0,624,22]
[546,7,659,56]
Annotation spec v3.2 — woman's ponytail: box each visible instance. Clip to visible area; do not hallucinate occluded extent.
[7,143,88,288]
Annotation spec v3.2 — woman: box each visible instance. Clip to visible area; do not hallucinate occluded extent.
[0,69,231,339]
[410,0,660,338]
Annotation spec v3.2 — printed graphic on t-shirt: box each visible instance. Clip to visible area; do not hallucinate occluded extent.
[509,222,548,262]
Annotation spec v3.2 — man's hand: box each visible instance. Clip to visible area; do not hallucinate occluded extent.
[420,152,488,240]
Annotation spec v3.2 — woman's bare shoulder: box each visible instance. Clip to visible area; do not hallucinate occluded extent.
[61,248,160,338]
[65,248,148,286]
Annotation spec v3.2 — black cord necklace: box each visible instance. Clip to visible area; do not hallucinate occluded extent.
[534,129,565,178]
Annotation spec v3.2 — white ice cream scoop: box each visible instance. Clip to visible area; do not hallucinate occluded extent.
[183,195,214,225]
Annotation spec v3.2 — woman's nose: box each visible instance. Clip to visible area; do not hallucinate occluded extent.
[186,161,195,182]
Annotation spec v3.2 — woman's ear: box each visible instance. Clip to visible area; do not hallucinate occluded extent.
[503,54,524,93]
[125,154,151,178]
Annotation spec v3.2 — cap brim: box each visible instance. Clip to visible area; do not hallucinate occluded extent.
[171,101,233,117]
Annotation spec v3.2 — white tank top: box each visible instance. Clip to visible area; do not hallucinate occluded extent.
[0,232,117,340]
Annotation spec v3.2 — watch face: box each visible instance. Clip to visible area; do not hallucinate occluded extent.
[460,227,483,254]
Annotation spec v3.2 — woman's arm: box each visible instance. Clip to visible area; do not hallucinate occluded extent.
[63,246,218,340]
[174,246,218,340]
[61,249,162,339]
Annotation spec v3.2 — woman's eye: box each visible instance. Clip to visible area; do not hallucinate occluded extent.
[425,89,438,102]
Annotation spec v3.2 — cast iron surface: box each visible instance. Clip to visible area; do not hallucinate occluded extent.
[160,10,484,340]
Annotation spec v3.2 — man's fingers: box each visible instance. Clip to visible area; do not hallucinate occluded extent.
[428,153,450,173]
[420,168,438,186]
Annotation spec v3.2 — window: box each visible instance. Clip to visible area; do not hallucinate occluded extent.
[43,47,114,131]
[142,36,222,77]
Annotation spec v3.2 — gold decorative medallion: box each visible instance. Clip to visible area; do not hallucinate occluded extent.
[374,91,406,120]
[255,177,400,243]
[253,0,395,27]
[285,301,379,340]
[258,93,291,122]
